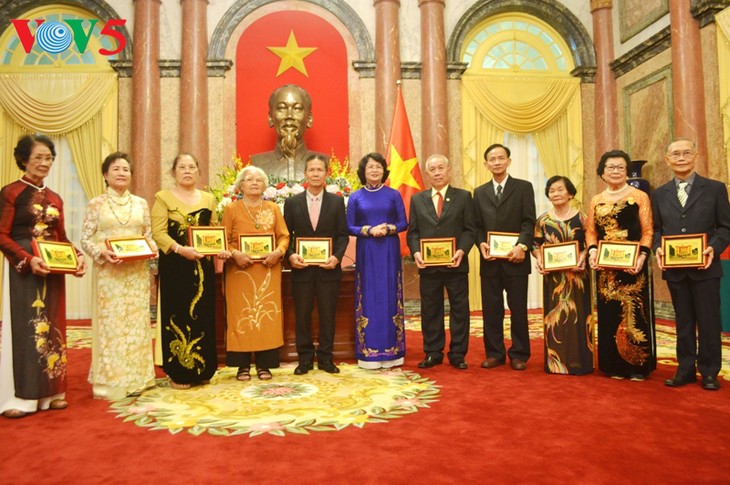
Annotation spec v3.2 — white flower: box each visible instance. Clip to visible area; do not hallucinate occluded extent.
[263,186,278,199]
[291,184,305,195]
[276,186,292,197]
[326,184,340,194]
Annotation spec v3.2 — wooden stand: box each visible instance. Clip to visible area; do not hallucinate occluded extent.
[214,269,356,363]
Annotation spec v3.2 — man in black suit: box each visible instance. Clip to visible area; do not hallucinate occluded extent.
[652,138,730,391]
[407,154,475,370]
[473,143,536,371]
[283,154,350,374]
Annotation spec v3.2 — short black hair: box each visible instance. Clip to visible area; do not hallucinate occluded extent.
[483,143,510,161]
[544,175,577,198]
[304,154,329,172]
[357,152,389,185]
[14,134,55,171]
[597,150,630,176]
[102,152,133,186]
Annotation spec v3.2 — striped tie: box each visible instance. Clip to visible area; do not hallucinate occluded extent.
[677,181,688,207]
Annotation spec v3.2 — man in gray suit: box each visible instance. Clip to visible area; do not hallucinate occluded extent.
[652,138,730,390]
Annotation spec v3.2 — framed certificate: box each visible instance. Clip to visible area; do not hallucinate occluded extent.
[420,237,456,266]
[31,239,78,274]
[661,233,707,268]
[596,240,639,269]
[239,234,274,260]
[188,226,227,255]
[487,232,519,258]
[296,237,332,264]
[541,241,579,272]
[105,237,156,261]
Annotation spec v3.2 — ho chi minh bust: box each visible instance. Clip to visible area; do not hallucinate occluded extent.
[250,84,328,180]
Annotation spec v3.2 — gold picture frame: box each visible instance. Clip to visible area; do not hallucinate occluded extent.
[105,237,156,261]
[596,240,639,269]
[296,237,332,265]
[239,234,274,260]
[420,237,456,266]
[542,241,579,272]
[31,239,78,274]
[188,226,227,255]
[487,232,519,259]
[662,233,707,268]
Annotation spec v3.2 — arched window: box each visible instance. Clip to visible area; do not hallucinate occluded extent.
[461,13,574,74]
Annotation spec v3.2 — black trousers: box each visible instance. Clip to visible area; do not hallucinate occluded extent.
[667,276,722,378]
[226,348,279,369]
[292,276,339,363]
[420,272,470,362]
[480,267,530,362]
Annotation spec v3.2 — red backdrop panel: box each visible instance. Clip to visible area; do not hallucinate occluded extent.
[236,11,349,163]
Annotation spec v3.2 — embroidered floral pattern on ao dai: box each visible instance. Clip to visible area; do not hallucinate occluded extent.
[81,188,157,398]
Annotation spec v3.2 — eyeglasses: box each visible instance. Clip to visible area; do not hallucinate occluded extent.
[243,177,264,183]
[668,150,695,160]
[487,156,508,163]
[604,165,626,172]
[31,155,55,162]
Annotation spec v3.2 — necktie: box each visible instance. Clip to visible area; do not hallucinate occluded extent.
[677,181,688,207]
[436,192,444,218]
[496,185,503,203]
[310,196,319,230]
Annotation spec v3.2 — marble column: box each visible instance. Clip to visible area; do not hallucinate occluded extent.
[179,0,209,186]
[591,0,619,156]
[419,0,448,160]
[131,0,161,205]
[374,0,401,154]
[669,0,708,174]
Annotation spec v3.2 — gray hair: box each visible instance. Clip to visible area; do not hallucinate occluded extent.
[425,154,450,170]
[666,138,696,154]
[235,165,269,192]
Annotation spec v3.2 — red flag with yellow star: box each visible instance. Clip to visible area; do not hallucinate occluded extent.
[385,83,424,256]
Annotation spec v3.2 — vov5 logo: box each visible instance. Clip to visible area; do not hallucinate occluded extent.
[10,18,127,56]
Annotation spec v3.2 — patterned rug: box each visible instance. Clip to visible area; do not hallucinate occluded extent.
[64,314,730,438]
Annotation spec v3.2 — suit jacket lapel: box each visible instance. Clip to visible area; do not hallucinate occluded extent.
[439,187,455,219]
[498,178,514,206]
[683,175,705,211]
[299,192,315,232]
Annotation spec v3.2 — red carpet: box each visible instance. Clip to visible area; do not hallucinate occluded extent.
[1,316,729,484]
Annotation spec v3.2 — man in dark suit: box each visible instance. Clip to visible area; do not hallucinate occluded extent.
[473,143,536,371]
[652,138,730,391]
[283,154,350,374]
[407,154,475,370]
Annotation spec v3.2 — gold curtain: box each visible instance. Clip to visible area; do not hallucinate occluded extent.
[718,8,730,184]
[460,74,583,310]
[0,72,117,198]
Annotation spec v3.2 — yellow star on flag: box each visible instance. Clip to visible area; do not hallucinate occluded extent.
[387,145,420,190]
[267,31,317,77]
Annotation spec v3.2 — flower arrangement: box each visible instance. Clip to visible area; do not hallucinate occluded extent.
[208,150,361,220]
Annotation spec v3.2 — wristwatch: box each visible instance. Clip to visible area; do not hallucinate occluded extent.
[516,243,528,252]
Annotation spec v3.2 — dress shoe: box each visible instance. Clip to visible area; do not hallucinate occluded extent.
[480,357,505,369]
[318,361,340,374]
[510,359,527,371]
[450,360,468,370]
[664,372,697,387]
[417,355,443,369]
[294,361,314,375]
[701,376,720,391]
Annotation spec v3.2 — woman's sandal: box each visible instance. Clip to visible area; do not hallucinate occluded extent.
[168,380,191,390]
[2,409,27,419]
[49,399,68,410]
[236,367,251,381]
[257,368,272,381]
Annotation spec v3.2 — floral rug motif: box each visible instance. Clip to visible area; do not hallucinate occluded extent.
[62,314,730,437]
[107,365,439,437]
